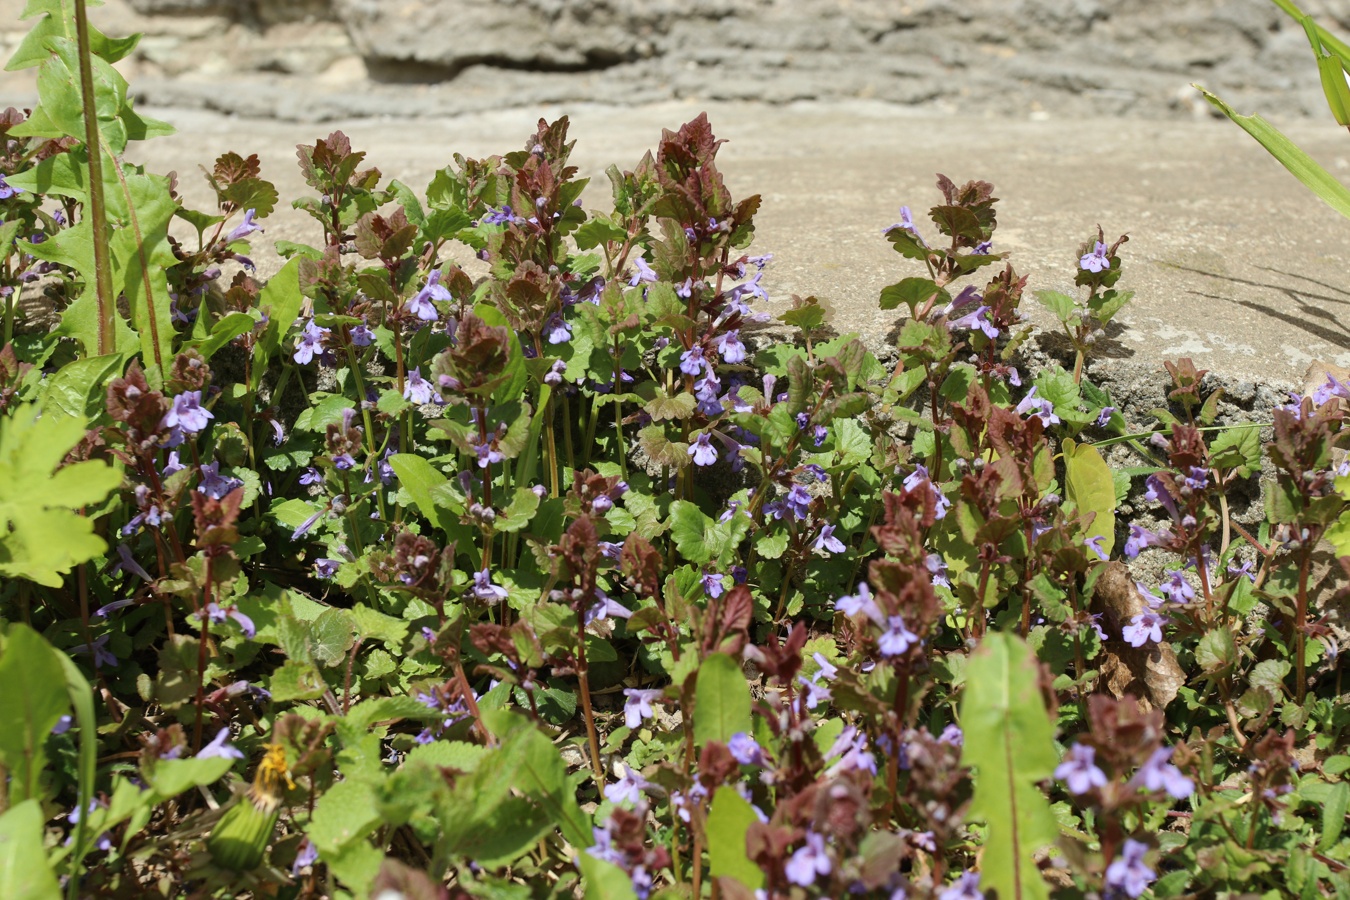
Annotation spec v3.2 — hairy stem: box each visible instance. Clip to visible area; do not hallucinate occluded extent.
[73,0,116,355]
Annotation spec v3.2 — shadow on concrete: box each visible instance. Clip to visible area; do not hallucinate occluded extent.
[1188,290,1350,351]
[1168,263,1350,351]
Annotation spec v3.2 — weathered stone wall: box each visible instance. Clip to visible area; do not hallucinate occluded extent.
[3,0,1348,120]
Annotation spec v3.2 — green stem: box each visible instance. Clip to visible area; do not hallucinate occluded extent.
[73,0,116,356]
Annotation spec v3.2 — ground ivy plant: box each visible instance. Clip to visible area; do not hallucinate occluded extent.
[0,4,1348,900]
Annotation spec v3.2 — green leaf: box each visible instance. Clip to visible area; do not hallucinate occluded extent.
[497,486,542,533]
[1209,425,1261,478]
[1033,289,1078,325]
[706,786,765,889]
[268,660,328,702]
[960,633,1058,900]
[0,403,122,587]
[694,652,752,747]
[1063,438,1117,555]
[184,312,254,363]
[0,625,70,803]
[1197,84,1350,220]
[40,353,122,420]
[669,500,716,566]
[252,258,303,390]
[0,800,61,900]
[880,277,948,313]
[1196,627,1237,674]
[578,852,638,900]
[1318,782,1349,851]
[573,217,627,251]
[388,453,448,533]
[309,779,382,857]
[147,757,233,798]
[309,608,358,668]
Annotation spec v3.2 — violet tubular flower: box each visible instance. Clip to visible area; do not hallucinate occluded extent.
[293,320,329,365]
[939,871,984,900]
[224,208,262,243]
[603,764,652,806]
[785,831,832,887]
[1122,610,1166,648]
[813,524,847,555]
[1080,240,1111,273]
[1055,743,1108,795]
[728,732,766,766]
[405,270,450,322]
[162,390,214,435]
[622,688,662,730]
[471,569,509,604]
[1132,746,1193,799]
[1104,839,1156,899]
[1015,386,1060,427]
[878,615,919,657]
[688,432,718,467]
[403,367,435,405]
[197,727,245,760]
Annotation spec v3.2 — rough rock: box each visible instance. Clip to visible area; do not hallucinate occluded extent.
[0,0,1343,122]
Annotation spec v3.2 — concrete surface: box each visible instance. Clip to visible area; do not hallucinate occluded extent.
[0,0,1345,121]
[118,101,1350,388]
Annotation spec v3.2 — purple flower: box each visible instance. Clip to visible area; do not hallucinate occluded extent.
[0,174,21,199]
[1132,746,1193,799]
[679,346,707,376]
[586,824,625,865]
[1104,839,1155,898]
[622,688,663,730]
[482,205,516,226]
[715,329,746,363]
[198,461,243,500]
[903,464,950,519]
[332,453,356,471]
[94,598,135,618]
[1159,570,1195,605]
[403,367,434,405]
[225,208,262,242]
[604,764,652,805]
[728,732,765,766]
[52,715,73,735]
[1055,743,1108,794]
[1084,534,1109,561]
[836,583,882,622]
[785,831,831,886]
[1143,473,1179,517]
[291,838,319,876]
[1096,406,1117,427]
[878,615,919,657]
[939,724,963,746]
[545,313,572,345]
[299,467,323,486]
[797,675,832,710]
[291,508,323,540]
[784,484,811,520]
[926,552,951,589]
[1015,387,1060,427]
[1080,240,1110,273]
[75,635,118,668]
[200,601,255,638]
[812,652,839,682]
[886,206,925,246]
[688,432,719,467]
[1227,559,1257,583]
[471,569,508,604]
[973,240,992,254]
[197,727,244,760]
[544,359,566,386]
[315,558,340,579]
[1123,524,1161,559]
[350,320,375,347]
[406,270,450,321]
[1122,611,1166,647]
[950,304,1000,340]
[701,571,725,598]
[939,871,984,900]
[628,256,658,286]
[824,726,877,775]
[162,391,214,434]
[293,320,329,365]
[813,524,847,555]
[585,593,633,625]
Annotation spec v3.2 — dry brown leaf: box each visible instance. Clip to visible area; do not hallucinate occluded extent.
[1090,561,1186,711]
